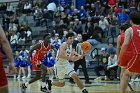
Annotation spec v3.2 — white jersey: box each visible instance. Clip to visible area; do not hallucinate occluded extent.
[55,42,72,66]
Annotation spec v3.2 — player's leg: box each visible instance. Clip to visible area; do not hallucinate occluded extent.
[41,69,49,92]
[0,85,8,93]
[47,68,54,91]
[0,66,8,93]
[67,64,88,93]
[21,71,41,92]
[120,69,134,93]
[51,66,66,87]
[71,73,88,93]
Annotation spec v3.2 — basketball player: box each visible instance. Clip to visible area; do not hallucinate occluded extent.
[21,34,56,92]
[118,11,140,93]
[52,32,88,93]
[0,26,16,93]
[116,24,130,78]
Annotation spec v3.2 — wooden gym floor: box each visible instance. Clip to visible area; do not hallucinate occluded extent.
[8,78,140,93]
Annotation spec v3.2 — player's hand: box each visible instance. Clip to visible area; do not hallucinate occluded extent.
[9,62,17,75]
[82,52,88,57]
[70,55,80,61]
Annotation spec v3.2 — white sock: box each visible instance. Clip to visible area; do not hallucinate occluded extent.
[25,82,29,87]
[81,87,86,91]
[41,82,46,88]
[49,75,54,81]
[14,74,16,78]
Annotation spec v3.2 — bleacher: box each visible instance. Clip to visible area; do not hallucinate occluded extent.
[0,0,119,79]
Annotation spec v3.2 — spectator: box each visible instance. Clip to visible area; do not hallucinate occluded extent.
[106,51,118,80]
[107,43,116,55]
[99,16,109,37]
[10,31,18,51]
[117,9,130,25]
[94,48,109,81]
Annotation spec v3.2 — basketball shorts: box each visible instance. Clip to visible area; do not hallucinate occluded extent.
[119,52,133,68]
[0,61,8,87]
[127,54,140,74]
[55,63,76,82]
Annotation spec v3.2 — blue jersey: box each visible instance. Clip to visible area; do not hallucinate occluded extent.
[14,57,20,67]
[42,52,55,68]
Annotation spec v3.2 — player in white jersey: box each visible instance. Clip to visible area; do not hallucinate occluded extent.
[52,32,88,93]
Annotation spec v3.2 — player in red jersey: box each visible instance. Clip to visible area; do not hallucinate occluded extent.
[21,34,56,93]
[0,26,16,93]
[118,11,140,93]
[116,24,130,78]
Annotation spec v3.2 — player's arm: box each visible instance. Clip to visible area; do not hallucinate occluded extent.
[116,35,121,60]
[0,26,16,74]
[27,43,41,63]
[58,44,69,60]
[119,27,132,61]
[0,27,14,63]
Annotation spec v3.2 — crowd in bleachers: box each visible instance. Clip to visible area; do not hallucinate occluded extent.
[0,0,140,80]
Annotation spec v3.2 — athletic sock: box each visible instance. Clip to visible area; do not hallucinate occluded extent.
[41,82,46,88]
[25,82,29,87]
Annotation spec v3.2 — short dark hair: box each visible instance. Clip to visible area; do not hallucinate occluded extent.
[110,51,115,55]
[119,23,130,31]
[43,33,50,39]
[66,32,74,38]
[129,11,140,25]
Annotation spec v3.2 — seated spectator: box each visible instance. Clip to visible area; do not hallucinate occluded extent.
[117,9,130,25]
[10,31,18,51]
[106,51,118,80]
[94,48,109,81]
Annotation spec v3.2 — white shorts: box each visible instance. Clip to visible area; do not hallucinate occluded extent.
[55,63,76,81]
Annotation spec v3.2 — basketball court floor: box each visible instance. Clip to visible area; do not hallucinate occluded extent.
[8,78,140,93]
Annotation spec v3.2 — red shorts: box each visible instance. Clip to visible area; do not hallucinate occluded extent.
[32,56,41,71]
[0,61,8,87]
[119,53,133,68]
[127,54,140,74]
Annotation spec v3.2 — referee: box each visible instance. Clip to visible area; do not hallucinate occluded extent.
[69,33,91,84]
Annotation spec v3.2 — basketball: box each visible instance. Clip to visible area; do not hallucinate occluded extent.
[81,41,92,52]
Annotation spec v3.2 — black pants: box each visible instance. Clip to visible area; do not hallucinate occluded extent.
[106,66,118,79]
[94,64,108,76]
[70,58,90,82]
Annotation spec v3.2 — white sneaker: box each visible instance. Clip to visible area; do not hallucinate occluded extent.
[27,74,31,79]
[134,77,140,82]
[17,75,20,79]
[22,76,26,80]
[14,75,16,80]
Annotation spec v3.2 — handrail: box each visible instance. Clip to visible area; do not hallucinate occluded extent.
[90,48,100,65]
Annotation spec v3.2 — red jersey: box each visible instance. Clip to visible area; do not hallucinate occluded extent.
[131,26,140,54]
[120,33,132,53]
[34,41,51,61]
[0,51,8,87]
